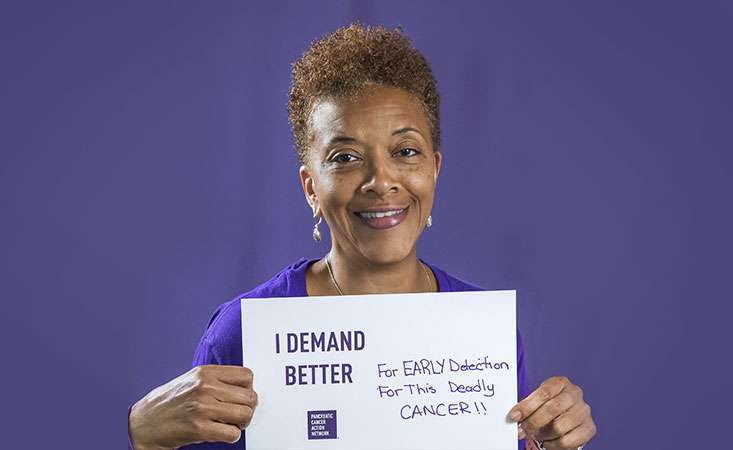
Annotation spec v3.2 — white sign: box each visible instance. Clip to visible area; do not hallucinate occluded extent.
[242,290,517,450]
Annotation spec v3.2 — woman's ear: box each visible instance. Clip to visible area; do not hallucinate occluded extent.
[298,164,319,216]
[433,149,443,182]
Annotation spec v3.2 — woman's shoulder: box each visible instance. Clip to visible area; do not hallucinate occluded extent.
[194,257,316,364]
[422,259,485,292]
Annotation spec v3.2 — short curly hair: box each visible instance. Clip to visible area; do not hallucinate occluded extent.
[288,23,440,164]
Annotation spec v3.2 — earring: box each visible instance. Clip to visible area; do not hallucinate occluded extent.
[426,214,433,229]
[312,216,323,242]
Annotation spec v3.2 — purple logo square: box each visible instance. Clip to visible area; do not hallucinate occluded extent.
[307,410,337,440]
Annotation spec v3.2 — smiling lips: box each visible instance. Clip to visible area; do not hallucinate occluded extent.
[354,206,409,229]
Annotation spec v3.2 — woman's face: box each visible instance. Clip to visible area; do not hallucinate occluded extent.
[299,85,442,265]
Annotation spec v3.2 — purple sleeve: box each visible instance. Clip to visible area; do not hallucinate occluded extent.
[518,327,529,400]
[192,334,219,366]
[518,327,528,450]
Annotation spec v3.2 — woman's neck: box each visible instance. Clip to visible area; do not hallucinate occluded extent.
[306,247,435,296]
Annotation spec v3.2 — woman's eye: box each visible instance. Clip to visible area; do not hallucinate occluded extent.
[332,153,358,163]
[396,148,420,157]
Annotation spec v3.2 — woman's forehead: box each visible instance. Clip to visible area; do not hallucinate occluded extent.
[308,86,430,145]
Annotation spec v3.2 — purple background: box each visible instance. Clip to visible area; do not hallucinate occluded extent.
[1,2,730,449]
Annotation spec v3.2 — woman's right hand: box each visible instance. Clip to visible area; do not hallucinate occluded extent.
[129,365,258,450]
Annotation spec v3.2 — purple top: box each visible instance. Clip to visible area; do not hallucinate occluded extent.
[130,257,528,450]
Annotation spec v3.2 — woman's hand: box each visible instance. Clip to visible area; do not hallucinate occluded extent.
[129,365,258,450]
[508,376,595,449]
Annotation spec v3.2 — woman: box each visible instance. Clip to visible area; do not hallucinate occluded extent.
[128,24,596,450]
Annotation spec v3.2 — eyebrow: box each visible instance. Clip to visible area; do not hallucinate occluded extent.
[392,127,423,137]
[326,135,357,147]
[325,127,424,147]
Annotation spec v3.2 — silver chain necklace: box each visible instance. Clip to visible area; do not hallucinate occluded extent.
[324,251,434,295]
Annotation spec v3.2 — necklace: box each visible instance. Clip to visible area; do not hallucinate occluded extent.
[324,252,434,295]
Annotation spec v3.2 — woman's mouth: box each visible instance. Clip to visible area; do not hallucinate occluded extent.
[354,206,409,229]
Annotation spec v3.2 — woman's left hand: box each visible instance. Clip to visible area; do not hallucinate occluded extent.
[507,376,596,449]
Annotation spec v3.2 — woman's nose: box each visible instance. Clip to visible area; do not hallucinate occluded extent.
[360,158,399,196]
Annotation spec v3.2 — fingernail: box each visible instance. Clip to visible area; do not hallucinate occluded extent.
[518,426,526,440]
[509,410,522,421]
